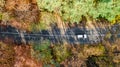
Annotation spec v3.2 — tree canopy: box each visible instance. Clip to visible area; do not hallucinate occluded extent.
[37,0,120,23]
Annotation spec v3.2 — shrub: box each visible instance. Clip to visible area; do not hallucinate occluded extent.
[83,45,105,56]
[31,40,53,64]
[52,44,71,62]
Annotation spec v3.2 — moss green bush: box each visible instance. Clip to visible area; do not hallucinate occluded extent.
[31,40,53,64]
[83,45,105,56]
[31,12,57,31]
[0,12,10,21]
[52,44,71,62]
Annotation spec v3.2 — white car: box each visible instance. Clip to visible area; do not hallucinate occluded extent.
[77,34,87,39]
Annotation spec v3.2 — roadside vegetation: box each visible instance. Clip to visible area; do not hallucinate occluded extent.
[0,0,120,67]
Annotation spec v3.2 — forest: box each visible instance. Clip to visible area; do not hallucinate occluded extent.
[0,0,120,67]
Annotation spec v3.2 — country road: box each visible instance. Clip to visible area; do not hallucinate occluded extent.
[0,24,120,44]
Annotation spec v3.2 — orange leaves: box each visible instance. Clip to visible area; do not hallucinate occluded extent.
[14,45,43,67]
[5,0,16,11]
[5,0,37,11]
[10,18,31,31]
[4,0,39,31]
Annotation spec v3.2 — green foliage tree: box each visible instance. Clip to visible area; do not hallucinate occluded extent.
[37,0,120,23]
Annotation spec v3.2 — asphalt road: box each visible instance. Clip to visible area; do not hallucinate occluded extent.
[0,24,120,44]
